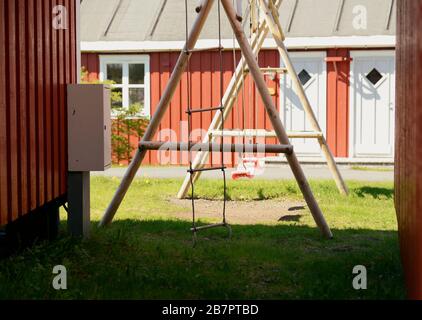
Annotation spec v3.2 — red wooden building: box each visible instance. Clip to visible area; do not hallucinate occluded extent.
[0,0,78,246]
[80,0,396,166]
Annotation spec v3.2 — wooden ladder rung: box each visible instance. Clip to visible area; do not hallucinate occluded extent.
[244,67,288,74]
[185,46,224,54]
[186,106,223,114]
[191,223,229,232]
[261,67,288,74]
[188,166,226,174]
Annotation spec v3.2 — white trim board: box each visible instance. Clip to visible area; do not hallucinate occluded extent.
[81,35,396,52]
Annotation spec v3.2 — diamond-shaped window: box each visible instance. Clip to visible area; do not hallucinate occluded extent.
[366,68,383,86]
[298,69,312,86]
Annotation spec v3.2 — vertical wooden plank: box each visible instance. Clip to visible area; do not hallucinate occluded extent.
[27,0,38,211]
[265,50,278,156]
[190,52,202,168]
[17,0,29,217]
[147,54,160,165]
[170,52,181,165]
[231,50,240,167]
[88,53,100,81]
[58,0,67,195]
[149,52,161,165]
[191,53,201,136]
[158,53,170,165]
[69,0,77,84]
[43,0,53,202]
[337,49,350,157]
[256,51,266,159]
[180,52,189,166]
[201,51,212,166]
[223,51,234,166]
[326,49,338,155]
[35,0,46,206]
[211,50,221,166]
[0,0,8,226]
[326,48,350,158]
[51,0,60,198]
[6,0,19,222]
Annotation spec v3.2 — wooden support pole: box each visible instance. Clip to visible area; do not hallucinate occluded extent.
[99,0,216,227]
[258,0,349,196]
[221,0,333,239]
[177,0,283,199]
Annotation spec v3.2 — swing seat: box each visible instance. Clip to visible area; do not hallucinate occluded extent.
[232,158,260,180]
[232,170,255,180]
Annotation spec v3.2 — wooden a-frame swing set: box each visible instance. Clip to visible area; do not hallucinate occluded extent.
[99,0,349,240]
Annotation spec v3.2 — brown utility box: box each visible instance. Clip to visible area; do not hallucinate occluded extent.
[67,84,112,172]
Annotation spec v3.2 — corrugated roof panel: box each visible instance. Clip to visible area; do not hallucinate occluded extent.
[80,0,120,41]
[105,0,161,40]
[150,0,248,41]
[80,0,396,42]
[285,0,341,37]
[336,0,396,36]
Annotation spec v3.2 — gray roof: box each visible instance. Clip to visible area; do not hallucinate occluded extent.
[80,0,396,42]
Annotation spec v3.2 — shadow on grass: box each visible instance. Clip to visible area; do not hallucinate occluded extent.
[355,186,394,199]
[0,218,405,300]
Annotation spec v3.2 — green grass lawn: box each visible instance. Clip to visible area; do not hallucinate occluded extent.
[0,178,405,300]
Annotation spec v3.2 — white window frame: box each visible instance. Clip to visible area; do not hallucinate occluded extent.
[99,55,151,118]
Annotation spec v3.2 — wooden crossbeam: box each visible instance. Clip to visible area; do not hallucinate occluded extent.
[139,141,294,154]
[210,130,324,139]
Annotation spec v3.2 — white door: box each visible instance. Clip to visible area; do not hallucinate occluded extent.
[350,51,395,159]
[280,52,327,156]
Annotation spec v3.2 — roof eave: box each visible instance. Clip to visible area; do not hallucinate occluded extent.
[80,35,396,53]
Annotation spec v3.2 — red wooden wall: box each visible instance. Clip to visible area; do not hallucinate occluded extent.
[81,53,100,82]
[81,49,351,166]
[326,49,350,158]
[395,0,422,300]
[147,50,280,166]
[0,0,78,227]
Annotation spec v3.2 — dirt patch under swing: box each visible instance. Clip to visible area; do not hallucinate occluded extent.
[168,198,308,225]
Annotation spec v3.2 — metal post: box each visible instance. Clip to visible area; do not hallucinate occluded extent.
[68,172,91,237]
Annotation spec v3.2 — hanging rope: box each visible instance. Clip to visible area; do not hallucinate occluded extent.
[185,0,230,245]
[217,0,228,228]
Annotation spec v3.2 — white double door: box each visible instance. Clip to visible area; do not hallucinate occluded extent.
[350,51,395,159]
[280,52,327,156]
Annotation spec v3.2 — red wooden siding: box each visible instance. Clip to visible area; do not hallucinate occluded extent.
[148,50,281,166]
[395,0,422,300]
[82,51,283,166]
[81,49,352,166]
[81,52,100,82]
[326,49,350,158]
[0,0,78,227]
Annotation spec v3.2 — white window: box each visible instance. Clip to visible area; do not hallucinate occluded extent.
[100,55,150,118]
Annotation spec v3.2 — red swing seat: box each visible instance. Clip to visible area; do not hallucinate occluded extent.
[231,158,260,180]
